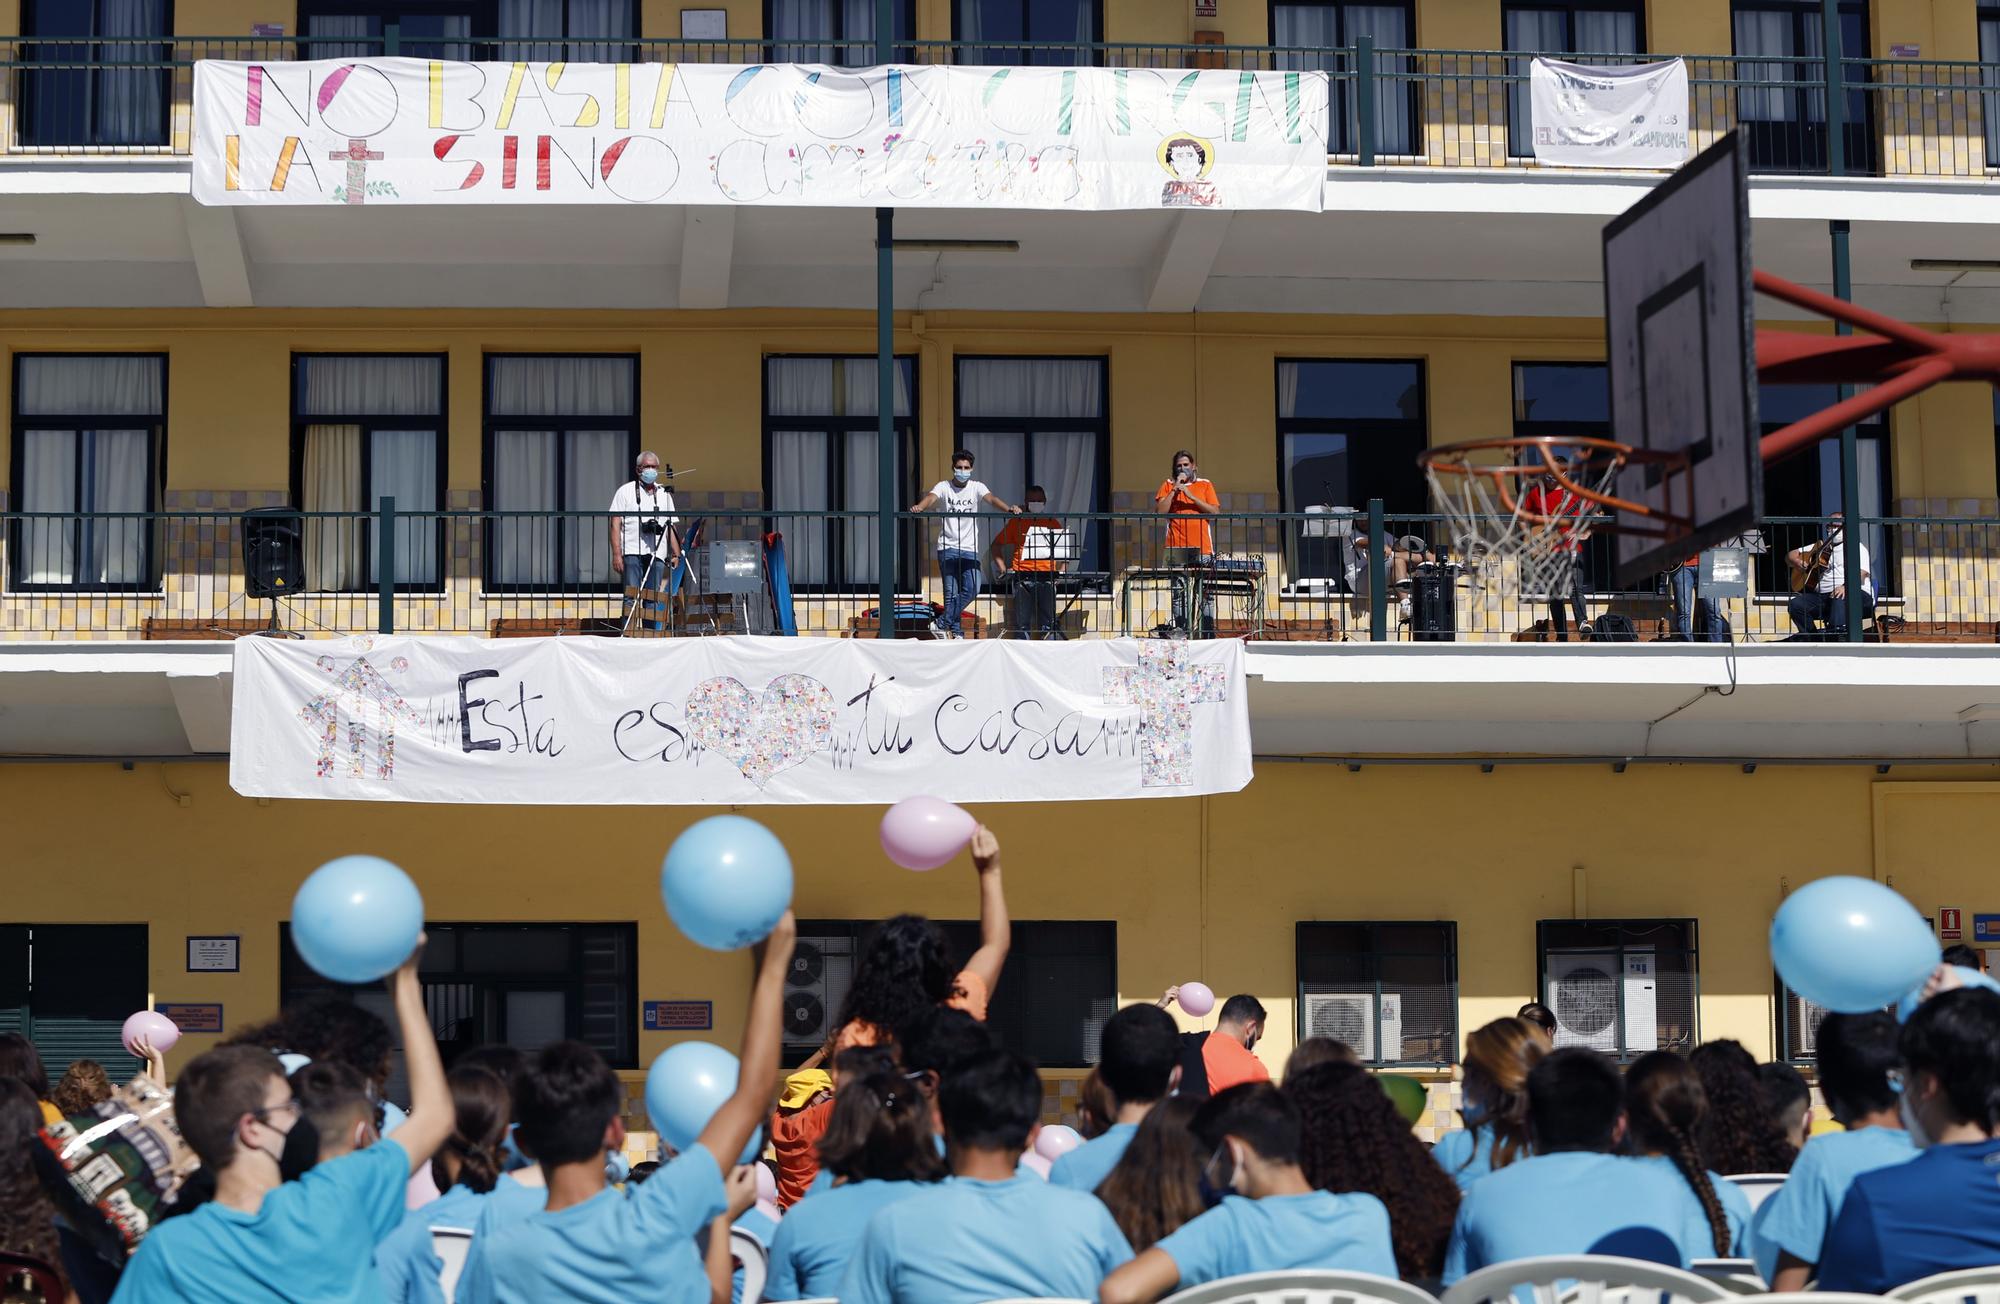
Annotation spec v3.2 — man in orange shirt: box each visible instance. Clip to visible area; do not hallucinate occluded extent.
[1155,450,1220,637]
[1170,993,1270,1099]
[990,484,1065,639]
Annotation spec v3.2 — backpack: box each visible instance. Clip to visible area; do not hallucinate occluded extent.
[1176,1031,1213,1100]
[1589,613,1638,642]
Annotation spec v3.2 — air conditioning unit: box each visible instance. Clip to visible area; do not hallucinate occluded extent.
[783,934,855,1056]
[1302,992,1398,1062]
[1546,949,1657,1054]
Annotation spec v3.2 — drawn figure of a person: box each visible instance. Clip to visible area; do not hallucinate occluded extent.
[1159,135,1219,208]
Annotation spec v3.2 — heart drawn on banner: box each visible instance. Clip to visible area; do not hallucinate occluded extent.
[684,674,838,788]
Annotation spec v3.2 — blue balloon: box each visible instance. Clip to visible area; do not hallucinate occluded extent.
[661,816,793,952]
[1771,876,1938,1013]
[291,855,424,985]
[645,1041,759,1165]
[1897,965,2000,1022]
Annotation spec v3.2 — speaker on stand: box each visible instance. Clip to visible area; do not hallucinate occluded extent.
[241,508,306,636]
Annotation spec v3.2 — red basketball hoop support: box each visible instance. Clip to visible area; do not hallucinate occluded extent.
[1754,268,1994,463]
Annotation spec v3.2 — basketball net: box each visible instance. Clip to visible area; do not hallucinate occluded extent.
[1420,442,1626,599]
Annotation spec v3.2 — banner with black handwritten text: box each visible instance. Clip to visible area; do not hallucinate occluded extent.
[191,59,1330,211]
[228,634,1251,804]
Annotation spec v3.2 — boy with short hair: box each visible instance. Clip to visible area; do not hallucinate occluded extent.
[1051,1003,1179,1193]
[455,912,796,1304]
[841,1048,1132,1303]
[1817,989,2000,1293]
[1442,1047,1693,1283]
[1755,1011,1914,1290]
[112,942,451,1303]
[289,1060,380,1165]
[1098,1083,1395,1304]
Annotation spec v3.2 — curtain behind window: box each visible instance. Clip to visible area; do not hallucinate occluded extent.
[305,13,374,59]
[20,429,77,584]
[499,0,630,62]
[1345,5,1410,156]
[17,356,160,587]
[97,0,165,145]
[299,356,442,589]
[1735,9,1796,122]
[492,429,557,584]
[958,359,1102,566]
[771,0,836,63]
[1984,19,2000,164]
[303,425,364,590]
[490,356,635,416]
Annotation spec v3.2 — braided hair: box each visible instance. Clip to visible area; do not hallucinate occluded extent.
[1626,1051,1731,1257]
[431,1065,510,1195]
[1690,1040,1796,1175]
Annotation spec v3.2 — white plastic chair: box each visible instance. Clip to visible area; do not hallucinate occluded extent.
[1161,1268,1444,1304]
[1723,1295,1890,1304]
[1724,1174,1788,1210]
[730,1225,770,1304]
[1440,1255,1732,1304]
[1891,1267,2000,1304]
[430,1226,474,1304]
[1691,1260,1769,1296]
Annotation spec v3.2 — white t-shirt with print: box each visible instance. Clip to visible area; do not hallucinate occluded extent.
[930,479,989,554]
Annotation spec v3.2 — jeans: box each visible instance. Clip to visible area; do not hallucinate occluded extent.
[1547,566,1588,642]
[623,552,669,631]
[1789,587,1875,638]
[1166,546,1215,637]
[1010,573,1058,638]
[939,550,981,635]
[1670,565,1727,642]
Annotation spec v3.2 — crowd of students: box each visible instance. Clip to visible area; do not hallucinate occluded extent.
[5,837,2000,1304]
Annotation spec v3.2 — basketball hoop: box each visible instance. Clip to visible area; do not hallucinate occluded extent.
[1417,436,1694,596]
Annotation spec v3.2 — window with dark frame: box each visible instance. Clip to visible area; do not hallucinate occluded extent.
[291,354,448,594]
[1774,972,1829,1063]
[482,354,639,591]
[763,355,918,591]
[1502,1,1643,157]
[1730,0,1873,174]
[1511,361,1629,592]
[954,356,1110,574]
[1537,918,1699,1060]
[1295,921,1457,1067]
[786,919,1117,1069]
[953,0,1100,65]
[18,0,171,148]
[767,0,914,64]
[0,924,148,1079]
[299,0,635,61]
[1270,2,1416,157]
[279,922,639,1100]
[9,353,166,593]
[1276,360,1428,587]
[1757,381,1893,596]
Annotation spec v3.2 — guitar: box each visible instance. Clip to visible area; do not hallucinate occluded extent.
[1789,534,1839,593]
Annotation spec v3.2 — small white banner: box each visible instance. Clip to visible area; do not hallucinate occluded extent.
[229,634,1252,804]
[1529,57,1689,169]
[191,58,1330,211]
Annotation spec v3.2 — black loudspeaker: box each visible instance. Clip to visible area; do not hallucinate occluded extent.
[242,509,305,599]
[1410,565,1456,642]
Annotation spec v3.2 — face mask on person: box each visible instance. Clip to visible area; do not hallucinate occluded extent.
[639,468,659,486]
[952,468,971,486]
[259,1114,322,1182]
[1027,500,1046,513]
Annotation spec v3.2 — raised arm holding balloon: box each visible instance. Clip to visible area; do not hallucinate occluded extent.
[961,825,1011,1000]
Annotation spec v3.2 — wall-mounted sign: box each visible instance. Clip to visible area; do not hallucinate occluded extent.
[1194,0,1219,16]
[156,1003,225,1033]
[1890,43,1920,58]
[187,935,241,972]
[251,22,284,36]
[644,1001,714,1031]
[680,8,725,39]
[1974,914,2000,944]
[1941,908,1964,941]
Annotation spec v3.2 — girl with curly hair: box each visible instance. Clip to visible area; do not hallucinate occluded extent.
[1625,1051,1750,1259]
[1093,1095,1206,1254]
[1432,1017,1549,1189]
[1690,1039,1797,1175]
[50,1059,114,1118]
[1288,1062,1461,1281]
[0,1076,65,1294]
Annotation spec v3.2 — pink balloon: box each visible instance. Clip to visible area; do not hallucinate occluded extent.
[122,1010,180,1057]
[879,797,976,871]
[754,1197,783,1223]
[1177,982,1216,1017]
[754,1163,777,1204]
[1020,1152,1052,1179]
[1034,1124,1083,1160]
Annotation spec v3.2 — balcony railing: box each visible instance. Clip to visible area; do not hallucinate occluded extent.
[4,505,1995,645]
[1,35,1996,179]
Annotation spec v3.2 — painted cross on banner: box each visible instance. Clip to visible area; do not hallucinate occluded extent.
[329,137,383,204]
[1102,641,1229,788]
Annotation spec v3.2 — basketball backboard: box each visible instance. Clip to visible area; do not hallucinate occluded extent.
[1602,130,1762,587]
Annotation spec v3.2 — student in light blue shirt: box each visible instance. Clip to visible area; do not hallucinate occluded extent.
[841,1048,1133,1304]
[1052,1003,1181,1195]
[1432,1017,1549,1190]
[765,1064,944,1300]
[1443,1048,1694,1284]
[1622,1051,1753,1259]
[112,942,455,1304]
[1100,1083,1397,1303]
[378,1064,517,1304]
[456,914,796,1304]
[1754,1010,1914,1289]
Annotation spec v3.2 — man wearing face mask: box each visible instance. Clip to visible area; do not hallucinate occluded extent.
[1817,988,2000,1294]
[112,941,451,1303]
[1098,1084,1395,1303]
[910,450,1018,640]
[989,485,1064,639]
[1170,994,1270,1101]
[609,451,679,632]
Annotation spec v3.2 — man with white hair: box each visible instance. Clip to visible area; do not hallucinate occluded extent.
[609,450,678,630]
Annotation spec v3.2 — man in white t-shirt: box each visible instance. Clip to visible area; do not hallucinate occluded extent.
[608,450,679,630]
[909,449,1018,639]
[1786,513,1873,639]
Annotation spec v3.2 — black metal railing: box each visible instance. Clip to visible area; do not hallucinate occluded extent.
[2,34,1997,179]
[4,504,1995,645]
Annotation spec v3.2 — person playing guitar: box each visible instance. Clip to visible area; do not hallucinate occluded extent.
[1786,514,1874,639]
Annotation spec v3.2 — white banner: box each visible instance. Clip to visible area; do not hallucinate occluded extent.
[229,634,1252,804]
[1529,58,1689,169]
[191,59,1329,211]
